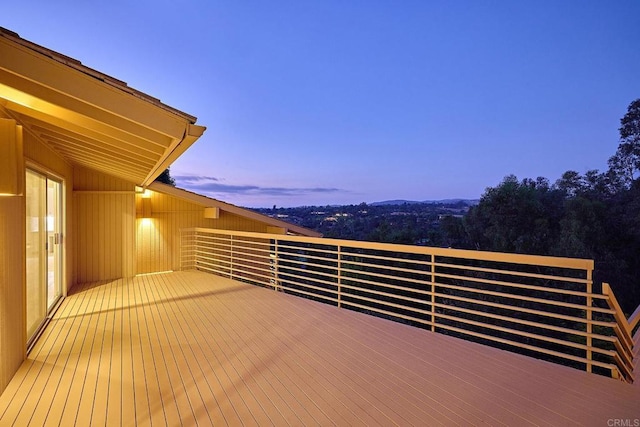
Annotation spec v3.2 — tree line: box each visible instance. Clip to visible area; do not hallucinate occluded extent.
[442,99,640,314]
[256,201,473,245]
[253,100,639,314]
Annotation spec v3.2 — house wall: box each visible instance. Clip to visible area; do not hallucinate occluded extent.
[73,167,136,283]
[0,119,73,394]
[0,195,24,394]
[135,190,271,274]
[72,170,280,280]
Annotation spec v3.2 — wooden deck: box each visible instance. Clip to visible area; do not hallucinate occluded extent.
[0,271,638,426]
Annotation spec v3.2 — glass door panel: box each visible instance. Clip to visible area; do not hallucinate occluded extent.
[47,179,62,310]
[26,170,47,341]
[26,169,63,345]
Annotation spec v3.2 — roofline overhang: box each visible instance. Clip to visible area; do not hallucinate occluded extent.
[147,182,323,238]
[0,27,197,123]
[0,27,206,186]
[141,123,206,186]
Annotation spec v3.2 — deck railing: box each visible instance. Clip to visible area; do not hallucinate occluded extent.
[180,227,636,383]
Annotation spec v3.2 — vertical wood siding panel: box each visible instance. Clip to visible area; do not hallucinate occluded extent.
[65,176,73,288]
[110,195,114,279]
[116,194,122,279]
[73,167,135,282]
[0,196,26,393]
[76,194,82,284]
[113,193,120,280]
[91,194,96,281]
[108,193,114,280]
[76,193,82,284]
[98,193,103,280]
[134,191,271,274]
[129,194,135,276]
[84,194,90,283]
[73,193,78,284]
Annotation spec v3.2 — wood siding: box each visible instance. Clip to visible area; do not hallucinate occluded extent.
[0,196,25,394]
[73,167,135,283]
[72,174,277,279]
[0,116,24,393]
[135,190,270,274]
[0,116,73,394]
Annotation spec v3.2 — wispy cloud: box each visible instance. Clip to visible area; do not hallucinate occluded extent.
[174,174,344,198]
[173,175,222,183]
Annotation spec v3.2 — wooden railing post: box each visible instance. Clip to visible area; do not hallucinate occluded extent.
[337,245,342,308]
[186,228,627,381]
[629,304,640,334]
[183,229,194,270]
[183,229,188,270]
[602,282,635,383]
[274,239,279,291]
[586,268,593,373]
[191,230,197,270]
[430,252,435,332]
[230,234,234,280]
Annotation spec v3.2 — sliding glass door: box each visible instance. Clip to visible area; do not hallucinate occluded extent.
[26,169,63,345]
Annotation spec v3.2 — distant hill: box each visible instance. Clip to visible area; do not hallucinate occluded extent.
[251,197,478,247]
[370,199,479,206]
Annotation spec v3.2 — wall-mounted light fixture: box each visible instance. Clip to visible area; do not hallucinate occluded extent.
[137,187,152,218]
[204,207,219,219]
[142,198,152,218]
[267,226,287,235]
[0,119,24,196]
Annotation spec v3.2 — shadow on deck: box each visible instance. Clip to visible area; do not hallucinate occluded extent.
[1,271,638,426]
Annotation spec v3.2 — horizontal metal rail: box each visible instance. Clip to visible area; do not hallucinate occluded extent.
[180,228,635,383]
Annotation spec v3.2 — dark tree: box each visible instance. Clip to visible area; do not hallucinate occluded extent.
[608,99,640,187]
[463,175,563,255]
[155,167,176,186]
[451,99,640,313]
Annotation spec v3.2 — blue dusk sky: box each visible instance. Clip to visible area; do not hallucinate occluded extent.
[3,1,639,207]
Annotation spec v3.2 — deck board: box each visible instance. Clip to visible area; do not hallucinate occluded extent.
[1,270,638,426]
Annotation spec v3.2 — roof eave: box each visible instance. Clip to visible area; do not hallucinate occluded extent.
[0,27,197,123]
[142,123,206,186]
[147,182,323,238]
[0,27,205,186]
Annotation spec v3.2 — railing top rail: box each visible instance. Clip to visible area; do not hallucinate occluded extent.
[182,227,633,383]
[185,227,595,271]
[629,304,640,332]
[602,282,635,382]
[603,283,633,337]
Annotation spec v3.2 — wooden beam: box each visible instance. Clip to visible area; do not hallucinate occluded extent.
[141,124,206,186]
[0,81,173,151]
[0,119,23,195]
